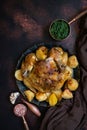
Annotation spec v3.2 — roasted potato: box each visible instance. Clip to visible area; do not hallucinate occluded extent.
[15,69,23,81]
[67,78,79,91]
[25,53,37,65]
[48,93,58,106]
[68,55,79,68]
[36,46,48,60]
[52,89,62,101]
[24,90,35,102]
[63,66,73,80]
[62,89,73,99]
[36,92,48,102]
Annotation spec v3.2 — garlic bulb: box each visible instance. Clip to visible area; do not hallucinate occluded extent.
[10,92,20,104]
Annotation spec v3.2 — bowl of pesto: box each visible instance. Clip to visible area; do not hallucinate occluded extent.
[49,19,70,41]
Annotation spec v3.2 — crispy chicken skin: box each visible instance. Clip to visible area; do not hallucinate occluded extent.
[25,57,69,92]
[28,58,59,92]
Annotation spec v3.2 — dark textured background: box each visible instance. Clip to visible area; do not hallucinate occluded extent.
[0,0,87,130]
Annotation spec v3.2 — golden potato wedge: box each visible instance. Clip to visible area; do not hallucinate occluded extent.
[67,78,79,91]
[15,69,23,81]
[25,53,37,65]
[52,89,62,101]
[36,46,48,60]
[62,89,73,99]
[36,92,48,102]
[68,55,79,68]
[63,66,73,80]
[48,93,58,106]
[24,90,35,102]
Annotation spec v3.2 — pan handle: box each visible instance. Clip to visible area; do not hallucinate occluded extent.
[68,9,87,25]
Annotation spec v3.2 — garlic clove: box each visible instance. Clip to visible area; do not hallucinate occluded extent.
[9,92,20,104]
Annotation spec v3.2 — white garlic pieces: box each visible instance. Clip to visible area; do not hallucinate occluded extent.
[10,92,20,104]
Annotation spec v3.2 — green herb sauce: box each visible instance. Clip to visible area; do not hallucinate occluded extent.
[49,20,70,40]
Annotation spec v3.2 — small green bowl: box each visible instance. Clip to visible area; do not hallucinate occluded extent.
[49,19,70,41]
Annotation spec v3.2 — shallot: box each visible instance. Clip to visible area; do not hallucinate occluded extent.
[22,99,41,117]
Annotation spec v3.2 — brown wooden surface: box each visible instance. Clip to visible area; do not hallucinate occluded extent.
[0,0,87,130]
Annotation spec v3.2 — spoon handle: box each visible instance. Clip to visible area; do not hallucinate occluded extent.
[22,116,30,130]
[69,9,87,25]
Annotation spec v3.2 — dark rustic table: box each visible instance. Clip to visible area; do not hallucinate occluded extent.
[0,0,87,130]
